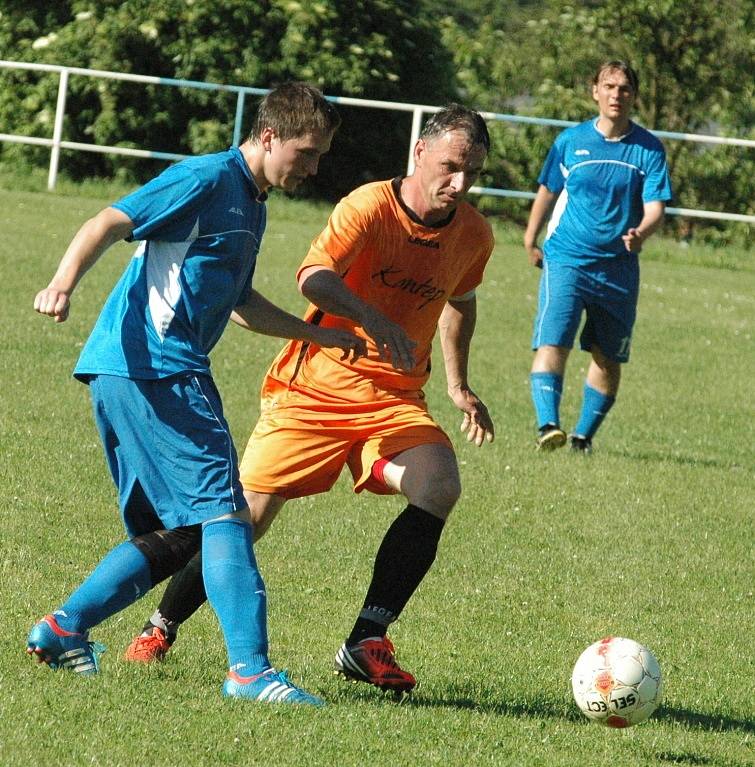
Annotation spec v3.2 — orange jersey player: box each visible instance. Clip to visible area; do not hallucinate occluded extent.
[269,175,493,394]
[127,104,496,696]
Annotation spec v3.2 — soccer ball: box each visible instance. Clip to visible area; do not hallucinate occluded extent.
[571,636,663,728]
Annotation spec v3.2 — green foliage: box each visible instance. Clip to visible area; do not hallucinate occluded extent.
[0,0,751,241]
[0,0,456,197]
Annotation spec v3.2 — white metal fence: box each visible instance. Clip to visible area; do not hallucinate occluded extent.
[1,59,753,224]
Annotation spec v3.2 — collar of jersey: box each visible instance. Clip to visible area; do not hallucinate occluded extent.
[390,176,456,229]
[591,117,636,143]
[229,145,268,202]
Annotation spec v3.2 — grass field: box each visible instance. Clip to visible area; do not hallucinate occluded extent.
[1,187,753,766]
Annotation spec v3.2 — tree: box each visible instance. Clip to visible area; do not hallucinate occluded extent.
[0,0,457,197]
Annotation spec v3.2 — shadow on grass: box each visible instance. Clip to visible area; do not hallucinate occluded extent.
[335,686,754,735]
[613,448,745,472]
[654,705,755,734]
[654,752,718,765]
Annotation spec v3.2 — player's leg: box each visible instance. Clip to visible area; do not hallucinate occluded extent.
[571,257,637,452]
[336,441,459,692]
[125,525,203,661]
[27,377,171,674]
[126,492,285,662]
[156,375,320,704]
[530,261,584,450]
[531,344,570,449]
[197,504,320,705]
[26,540,153,674]
[570,346,621,453]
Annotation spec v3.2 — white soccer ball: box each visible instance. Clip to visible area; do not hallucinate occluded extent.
[571,636,663,728]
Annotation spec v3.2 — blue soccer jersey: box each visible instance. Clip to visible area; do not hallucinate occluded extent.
[74,146,266,380]
[539,119,672,262]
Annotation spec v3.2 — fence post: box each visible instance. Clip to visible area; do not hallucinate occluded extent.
[406,106,424,176]
[232,90,246,147]
[47,68,69,191]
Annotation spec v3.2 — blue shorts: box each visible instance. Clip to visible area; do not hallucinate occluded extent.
[88,373,246,537]
[532,256,639,363]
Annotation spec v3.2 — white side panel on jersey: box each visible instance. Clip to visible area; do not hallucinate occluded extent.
[145,220,198,340]
[546,189,568,241]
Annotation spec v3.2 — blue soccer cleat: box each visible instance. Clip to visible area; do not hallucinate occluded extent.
[26,614,105,675]
[222,667,326,706]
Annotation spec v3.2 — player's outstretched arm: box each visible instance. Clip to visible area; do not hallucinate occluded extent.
[34,206,134,323]
[438,297,494,446]
[298,265,416,371]
[232,289,366,362]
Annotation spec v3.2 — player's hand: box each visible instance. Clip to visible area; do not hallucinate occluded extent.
[525,243,543,269]
[311,327,367,363]
[622,228,644,252]
[34,287,71,323]
[360,307,417,372]
[449,386,495,447]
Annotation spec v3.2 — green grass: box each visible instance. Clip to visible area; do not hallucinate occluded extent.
[1,187,753,766]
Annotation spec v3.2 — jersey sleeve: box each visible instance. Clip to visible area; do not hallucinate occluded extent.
[113,164,208,242]
[641,145,673,204]
[297,191,375,280]
[537,133,568,194]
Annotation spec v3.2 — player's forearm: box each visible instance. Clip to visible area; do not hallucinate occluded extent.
[48,207,133,293]
[299,266,373,326]
[635,201,665,241]
[523,185,556,248]
[232,290,315,340]
[438,298,476,392]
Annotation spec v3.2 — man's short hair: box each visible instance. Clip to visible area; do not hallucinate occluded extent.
[593,60,640,94]
[250,82,341,142]
[420,104,490,152]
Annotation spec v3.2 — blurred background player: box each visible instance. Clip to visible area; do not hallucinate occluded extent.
[27,83,364,705]
[523,60,672,453]
[125,104,496,695]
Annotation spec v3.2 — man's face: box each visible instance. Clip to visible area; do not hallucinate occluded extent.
[592,68,635,122]
[263,128,334,192]
[414,129,487,218]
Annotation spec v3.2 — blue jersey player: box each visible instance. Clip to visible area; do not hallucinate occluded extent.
[27,82,365,705]
[523,61,672,453]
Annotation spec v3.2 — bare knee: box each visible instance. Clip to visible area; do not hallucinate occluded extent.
[244,490,286,542]
[588,348,621,395]
[532,345,570,375]
[411,471,461,518]
[383,444,461,519]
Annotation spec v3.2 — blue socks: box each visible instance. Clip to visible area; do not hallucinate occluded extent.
[574,382,615,439]
[54,541,152,633]
[531,375,616,440]
[202,518,270,675]
[530,372,563,429]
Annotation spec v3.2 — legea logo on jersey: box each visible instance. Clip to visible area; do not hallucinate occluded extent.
[408,234,440,249]
[228,207,244,215]
[575,149,590,156]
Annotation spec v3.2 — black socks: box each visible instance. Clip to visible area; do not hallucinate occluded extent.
[347,504,445,645]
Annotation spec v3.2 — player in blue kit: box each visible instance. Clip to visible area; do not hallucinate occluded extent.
[27,82,365,705]
[523,60,672,453]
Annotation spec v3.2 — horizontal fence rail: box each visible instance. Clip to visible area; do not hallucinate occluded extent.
[1,60,753,224]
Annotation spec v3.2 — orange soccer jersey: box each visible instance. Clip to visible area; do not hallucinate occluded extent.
[240,178,494,498]
[265,177,494,399]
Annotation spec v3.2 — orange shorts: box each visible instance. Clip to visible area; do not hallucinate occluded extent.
[239,387,452,499]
